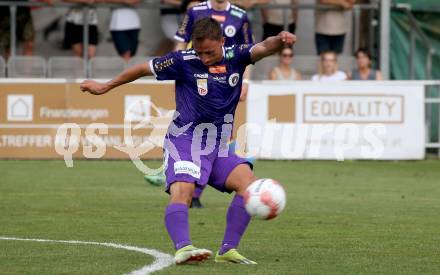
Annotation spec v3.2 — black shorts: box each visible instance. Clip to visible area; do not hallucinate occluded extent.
[315,33,346,55]
[64,22,98,48]
[0,7,34,48]
[111,29,140,56]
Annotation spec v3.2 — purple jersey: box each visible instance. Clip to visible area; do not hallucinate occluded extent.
[149,44,254,137]
[175,1,253,46]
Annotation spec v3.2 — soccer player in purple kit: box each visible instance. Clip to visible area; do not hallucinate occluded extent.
[145,0,255,208]
[80,18,296,265]
[174,0,254,208]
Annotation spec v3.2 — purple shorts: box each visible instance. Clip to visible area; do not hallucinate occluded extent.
[163,134,251,193]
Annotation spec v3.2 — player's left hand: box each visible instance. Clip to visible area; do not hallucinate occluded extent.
[80,80,109,95]
[278,31,296,47]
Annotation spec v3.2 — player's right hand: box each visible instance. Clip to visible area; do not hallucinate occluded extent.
[80,80,109,95]
[278,31,296,47]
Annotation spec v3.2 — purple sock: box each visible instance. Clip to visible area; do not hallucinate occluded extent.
[165,203,192,250]
[219,195,251,255]
[193,185,205,199]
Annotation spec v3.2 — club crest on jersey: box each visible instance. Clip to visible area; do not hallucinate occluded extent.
[209,65,227,74]
[225,25,236,37]
[228,73,240,87]
[211,14,226,22]
[197,78,208,96]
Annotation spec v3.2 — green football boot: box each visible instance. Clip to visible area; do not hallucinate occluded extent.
[215,249,257,264]
[144,174,166,186]
[174,245,212,264]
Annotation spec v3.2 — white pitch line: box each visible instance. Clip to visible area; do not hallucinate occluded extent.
[0,236,174,275]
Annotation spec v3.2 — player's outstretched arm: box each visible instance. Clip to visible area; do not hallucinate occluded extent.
[250,31,296,63]
[80,63,152,95]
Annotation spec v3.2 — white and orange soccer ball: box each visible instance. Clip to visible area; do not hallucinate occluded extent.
[244,179,286,220]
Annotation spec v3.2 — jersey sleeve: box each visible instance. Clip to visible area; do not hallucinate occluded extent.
[149,51,184,81]
[241,14,254,44]
[234,44,255,66]
[174,8,194,43]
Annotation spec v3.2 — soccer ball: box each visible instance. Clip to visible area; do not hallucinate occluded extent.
[244,179,286,220]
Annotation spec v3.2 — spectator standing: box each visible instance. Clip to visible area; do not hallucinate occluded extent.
[0,0,53,58]
[269,46,301,80]
[262,0,298,40]
[63,0,99,58]
[315,0,354,55]
[312,50,347,81]
[348,48,382,80]
[156,0,182,55]
[106,0,141,62]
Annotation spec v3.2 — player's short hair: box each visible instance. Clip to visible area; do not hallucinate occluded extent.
[191,17,223,43]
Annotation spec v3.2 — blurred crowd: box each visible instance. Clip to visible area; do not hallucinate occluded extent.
[0,0,381,80]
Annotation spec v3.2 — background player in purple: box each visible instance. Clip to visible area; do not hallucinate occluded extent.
[175,0,253,49]
[80,18,296,265]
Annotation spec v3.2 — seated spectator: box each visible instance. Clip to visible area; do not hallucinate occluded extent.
[269,46,302,80]
[312,50,347,81]
[0,0,53,58]
[348,48,383,80]
[63,0,99,58]
[315,0,354,55]
[262,0,298,40]
[106,0,140,62]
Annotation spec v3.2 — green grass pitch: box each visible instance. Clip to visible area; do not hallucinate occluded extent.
[1,160,440,274]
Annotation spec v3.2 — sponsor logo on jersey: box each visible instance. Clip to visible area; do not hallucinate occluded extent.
[197,78,208,96]
[225,50,235,60]
[228,73,240,87]
[194,73,208,78]
[239,44,250,50]
[154,58,174,72]
[183,55,199,60]
[211,14,226,22]
[193,5,208,10]
[230,10,243,18]
[174,161,201,179]
[209,65,227,74]
[213,76,227,83]
[225,25,236,37]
